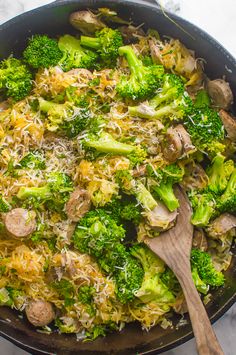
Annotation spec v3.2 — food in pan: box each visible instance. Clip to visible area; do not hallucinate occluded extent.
[0,8,235,341]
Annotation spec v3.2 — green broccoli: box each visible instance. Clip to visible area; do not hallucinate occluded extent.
[191,248,225,287]
[160,268,181,296]
[206,154,234,194]
[0,57,32,101]
[53,279,75,307]
[194,89,211,109]
[83,132,146,164]
[184,107,225,155]
[104,196,141,225]
[80,28,123,67]
[73,209,125,259]
[23,35,62,69]
[191,268,209,294]
[17,172,73,212]
[17,151,46,170]
[58,34,98,71]
[117,45,164,101]
[0,195,11,212]
[128,92,192,121]
[147,163,184,211]
[217,168,236,213]
[39,98,91,138]
[77,285,95,304]
[131,245,175,303]
[189,190,216,227]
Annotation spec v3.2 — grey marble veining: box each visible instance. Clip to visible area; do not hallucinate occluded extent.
[0,0,235,354]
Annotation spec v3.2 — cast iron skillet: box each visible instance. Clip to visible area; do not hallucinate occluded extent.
[0,1,235,354]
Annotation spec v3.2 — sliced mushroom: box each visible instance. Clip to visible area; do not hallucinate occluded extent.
[192,228,208,251]
[69,11,106,35]
[207,79,233,110]
[4,208,36,238]
[162,127,183,162]
[132,164,147,177]
[119,25,145,43]
[181,163,208,191]
[219,109,236,141]
[145,202,178,232]
[25,300,55,327]
[206,213,236,240]
[65,188,91,222]
[174,124,195,155]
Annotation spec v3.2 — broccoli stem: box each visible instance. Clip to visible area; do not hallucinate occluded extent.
[135,181,158,211]
[153,182,180,212]
[80,36,100,50]
[221,168,236,202]
[17,185,51,200]
[85,132,136,155]
[129,103,176,120]
[39,98,61,113]
[149,87,178,108]
[191,202,214,227]
[118,46,143,79]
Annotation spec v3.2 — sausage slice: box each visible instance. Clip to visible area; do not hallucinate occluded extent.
[207,79,233,110]
[25,300,55,327]
[174,124,195,155]
[65,188,91,222]
[4,208,36,238]
[192,228,208,251]
[219,109,236,141]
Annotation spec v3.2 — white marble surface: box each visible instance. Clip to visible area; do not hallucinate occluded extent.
[0,0,235,354]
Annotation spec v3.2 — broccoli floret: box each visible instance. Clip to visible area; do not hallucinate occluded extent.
[0,57,32,101]
[129,92,193,120]
[17,172,73,212]
[39,98,91,137]
[80,28,123,67]
[206,154,234,194]
[23,35,62,69]
[58,34,98,71]
[191,267,209,294]
[0,195,11,212]
[194,89,211,109]
[189,190,216,227]
[83,132,146,164]
[191,248,225,287]
[160,268,181,295]
[131,245,175,303]
[147,163,184,212]
[17,151,46,170]
[53,279,75,307]
[104,196,141,225]
[117,45,164,101]
[73,209,143,303]
[113,251,144,304]
[77,285,95,304]
[73,209,125,259]
[0,288,12,306]
[217,168,236,213]
[184,107,225,155]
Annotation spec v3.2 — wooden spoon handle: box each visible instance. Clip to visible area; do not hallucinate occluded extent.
[178,269,224,355]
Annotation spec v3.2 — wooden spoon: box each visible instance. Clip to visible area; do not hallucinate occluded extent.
[144,187,224,355]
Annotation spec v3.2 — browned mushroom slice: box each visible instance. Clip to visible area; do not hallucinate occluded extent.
[219,109,236,141]
[119,25,145,43]
[4,208,36,238]
[65,188,91,222]
[145,203,177,232]
[207,79,233,110]
[174,124,195,155]
[206,213,236,240]
[69,11,106,35]
[25,300,55,327]
[192,228,208,251]
[162,127,182,162]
